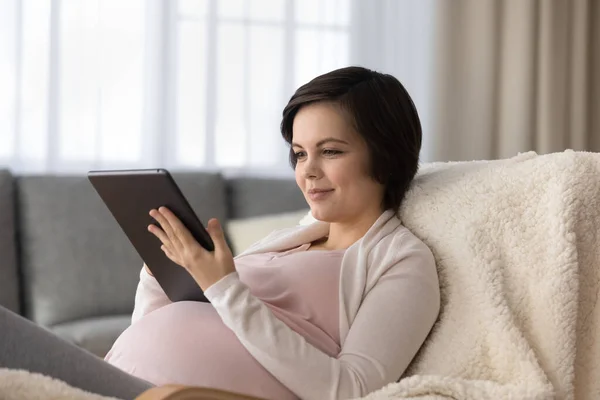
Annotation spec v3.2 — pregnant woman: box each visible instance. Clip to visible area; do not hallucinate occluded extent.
[0,66,440,400]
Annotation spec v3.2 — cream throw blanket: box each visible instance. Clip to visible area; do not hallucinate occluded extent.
[1,150,599,400]
[358,150,600,400]
[0,368,119,400]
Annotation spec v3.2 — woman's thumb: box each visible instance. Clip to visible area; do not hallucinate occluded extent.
[207,218,226,250]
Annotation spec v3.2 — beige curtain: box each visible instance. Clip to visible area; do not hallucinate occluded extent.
[428,0,600,162]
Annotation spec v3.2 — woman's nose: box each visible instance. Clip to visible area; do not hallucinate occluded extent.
[303,157,321,179]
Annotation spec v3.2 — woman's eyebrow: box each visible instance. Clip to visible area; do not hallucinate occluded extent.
[292,138,349,148]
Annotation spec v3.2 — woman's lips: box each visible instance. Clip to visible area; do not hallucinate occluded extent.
[308,189,334,201]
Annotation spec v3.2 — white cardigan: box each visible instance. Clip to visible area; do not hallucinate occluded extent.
[132,209,440,400]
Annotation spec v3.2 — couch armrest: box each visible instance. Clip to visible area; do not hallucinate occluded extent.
[136,385,267,400]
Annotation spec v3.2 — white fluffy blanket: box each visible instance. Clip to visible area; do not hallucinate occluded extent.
[0,368,119,400]
[2,150,599,400]
[359,150,600,400]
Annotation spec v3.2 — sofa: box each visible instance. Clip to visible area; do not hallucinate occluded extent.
[0,169,309,357]
[1,150,599,400]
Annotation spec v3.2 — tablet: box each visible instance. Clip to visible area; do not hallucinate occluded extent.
[88,168,213,303]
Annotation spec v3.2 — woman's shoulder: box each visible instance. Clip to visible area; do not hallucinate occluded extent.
[369,222,437,275]
[394,224,432,251]
[373,219,432,252]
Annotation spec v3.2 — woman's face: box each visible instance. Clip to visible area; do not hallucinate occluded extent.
[292,102,385,223]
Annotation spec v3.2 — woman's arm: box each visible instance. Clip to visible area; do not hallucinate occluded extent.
[204,245,440,400]
[131,264,172,323]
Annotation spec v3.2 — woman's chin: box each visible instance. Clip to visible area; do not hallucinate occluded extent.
[309,208,335,222]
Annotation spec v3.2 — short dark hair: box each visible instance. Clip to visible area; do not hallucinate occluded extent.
[280,66,422,215]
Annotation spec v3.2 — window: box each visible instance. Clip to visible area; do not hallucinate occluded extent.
[0,0,351,174]
[173,0,350,170]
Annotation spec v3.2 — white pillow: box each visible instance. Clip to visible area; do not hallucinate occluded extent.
[226,209,311,256]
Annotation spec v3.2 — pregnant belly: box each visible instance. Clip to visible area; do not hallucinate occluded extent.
[105,301,298,400]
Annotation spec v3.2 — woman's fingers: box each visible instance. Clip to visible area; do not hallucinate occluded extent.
[157,207,199,250]
[148,224,177,255]
[149,209,171,234]
[161,245,177,262]
[207,218,229,255]
[149,208,183,250]
[148,223,169,243]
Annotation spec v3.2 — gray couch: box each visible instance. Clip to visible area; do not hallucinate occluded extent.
[0,169,307,357]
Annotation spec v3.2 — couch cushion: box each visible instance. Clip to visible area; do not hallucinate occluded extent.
[16,172,226,326]
[0,169,20,314]
[51,315,131,358]
[226,208,311,255]
[226,177,307,219]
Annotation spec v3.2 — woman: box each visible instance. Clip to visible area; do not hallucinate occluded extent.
[0,66,439,400]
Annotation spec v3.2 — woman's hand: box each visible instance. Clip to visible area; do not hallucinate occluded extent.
[147,206,236,291]
[144,264,154,276]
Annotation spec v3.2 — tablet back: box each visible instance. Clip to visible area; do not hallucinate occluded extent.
[88,169,211,302]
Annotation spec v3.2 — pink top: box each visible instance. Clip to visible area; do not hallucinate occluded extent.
[105,243,345,400]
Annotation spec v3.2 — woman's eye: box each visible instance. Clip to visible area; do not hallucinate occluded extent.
[294,149,341,159]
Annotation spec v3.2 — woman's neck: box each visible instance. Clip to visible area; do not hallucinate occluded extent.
[318,208,385,250]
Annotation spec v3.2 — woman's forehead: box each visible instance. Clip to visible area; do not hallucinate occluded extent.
[292,104,358,145]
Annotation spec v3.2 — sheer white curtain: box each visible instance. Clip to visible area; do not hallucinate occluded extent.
[0,0,434,175]
[349,0,435,162]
